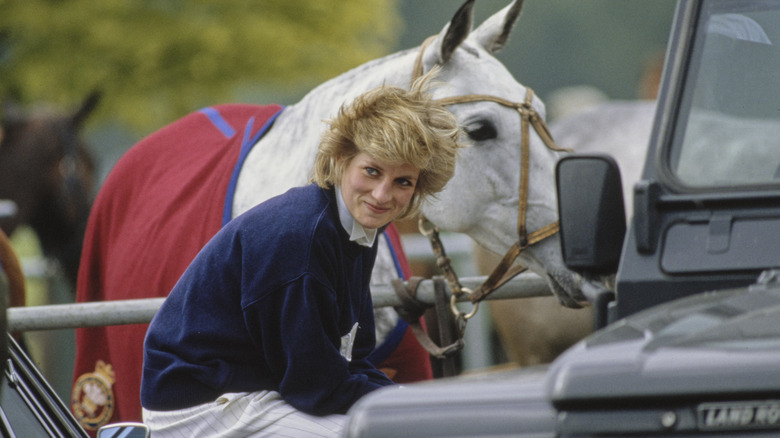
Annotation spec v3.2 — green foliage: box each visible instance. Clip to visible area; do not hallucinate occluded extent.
[0,0,401,132]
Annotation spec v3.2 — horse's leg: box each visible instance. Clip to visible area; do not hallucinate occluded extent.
[487,297,593,366]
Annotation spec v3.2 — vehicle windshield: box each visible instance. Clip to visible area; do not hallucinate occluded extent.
[669,0,780,188]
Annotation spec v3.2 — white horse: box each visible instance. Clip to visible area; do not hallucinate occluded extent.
[234,0,583,306]
[72,0,586,428]
[233,0,587,369]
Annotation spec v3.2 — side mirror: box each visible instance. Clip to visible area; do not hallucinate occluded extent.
[556,154,627,274]
[97,422,151,438]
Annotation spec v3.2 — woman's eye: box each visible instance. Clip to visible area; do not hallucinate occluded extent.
[397,178,414,188]
[365,167,378,176]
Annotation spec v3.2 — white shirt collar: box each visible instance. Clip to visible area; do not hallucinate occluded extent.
[336,186,377,247]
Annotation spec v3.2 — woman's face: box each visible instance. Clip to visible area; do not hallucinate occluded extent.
[340,152,419,229]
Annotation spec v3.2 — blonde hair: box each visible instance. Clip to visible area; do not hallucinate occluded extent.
[312,68,462,219]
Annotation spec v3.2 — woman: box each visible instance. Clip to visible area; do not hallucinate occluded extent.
[140,69,462,437]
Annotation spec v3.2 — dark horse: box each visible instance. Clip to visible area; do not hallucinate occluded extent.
[0,93,100,297]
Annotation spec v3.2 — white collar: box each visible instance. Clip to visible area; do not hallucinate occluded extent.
[336,186,377,247]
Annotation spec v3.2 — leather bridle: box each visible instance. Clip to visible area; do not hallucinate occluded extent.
[411,36,570,321]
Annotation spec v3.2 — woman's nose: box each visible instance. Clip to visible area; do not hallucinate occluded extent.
[372,179,393,203]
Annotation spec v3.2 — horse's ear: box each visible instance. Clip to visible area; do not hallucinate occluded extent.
[425,0,475,67]
[71,90,101,128]
[472,0,524,54]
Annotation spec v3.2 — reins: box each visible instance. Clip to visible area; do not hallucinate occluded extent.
[395,36,571,361]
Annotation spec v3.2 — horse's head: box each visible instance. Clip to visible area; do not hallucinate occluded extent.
[0,92,100,286]
[414,0,585,307]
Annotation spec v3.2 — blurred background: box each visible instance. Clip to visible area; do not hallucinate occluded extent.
[0,0,676,401]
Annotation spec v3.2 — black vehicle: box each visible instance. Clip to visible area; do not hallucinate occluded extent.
[344,0,780,436]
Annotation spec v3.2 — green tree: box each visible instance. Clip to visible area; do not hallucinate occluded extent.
[0,0,401,132]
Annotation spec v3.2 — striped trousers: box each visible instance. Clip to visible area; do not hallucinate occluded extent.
[143,391,346,437]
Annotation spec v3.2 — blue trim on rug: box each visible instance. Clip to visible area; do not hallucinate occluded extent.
[385,231,406,281]
[222,107,284,226]
[199,107,236,138]
[367,315,409,366]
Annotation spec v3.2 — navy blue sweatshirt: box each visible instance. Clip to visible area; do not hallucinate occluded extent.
[141,184,394,415]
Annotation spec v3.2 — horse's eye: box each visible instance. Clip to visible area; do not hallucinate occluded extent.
[465,121,497,142]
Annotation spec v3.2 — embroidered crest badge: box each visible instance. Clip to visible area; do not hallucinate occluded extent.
[71,360,116,431]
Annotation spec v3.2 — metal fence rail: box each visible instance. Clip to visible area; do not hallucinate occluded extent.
[7,273,552,332]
